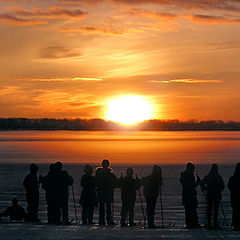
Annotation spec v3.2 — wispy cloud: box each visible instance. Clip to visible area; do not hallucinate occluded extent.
[120,8,240,25]
[0,6,86,26]
[18,77,103,82]
[39,46,82,59]
[149,79,224,84]
[59,26,125,35]
[0,13,47,25]
[8,6,87,19]
[72,77,103,81]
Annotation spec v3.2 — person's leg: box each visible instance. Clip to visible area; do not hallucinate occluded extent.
[233,207,240,230]
[185,206,191,228]
[213,200,220,228]
[191,205,199,227]
[146,198,156,227]
[106,201,113,224]
[129,202,135,226]
[88,204,95,224]
[62,200,69,224]
[207,199,213,227]
[82,205,88,224]
[146,198,151,227]
[99,201,105,225]
[121,201,128,226]
[26,195,39,221]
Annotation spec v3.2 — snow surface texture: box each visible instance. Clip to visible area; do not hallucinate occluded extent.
[0,223,240,240]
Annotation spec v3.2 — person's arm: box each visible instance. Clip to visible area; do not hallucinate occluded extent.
[67,174,73,185]
[118,174,124,188]
[135,177,141,190]
[228,177,233,190]
[200,176,207,189]
[0,207,10,217]
[112,173,119,188]
[195,175,200,187]
[20,207,27,220]
[220,176,225,191]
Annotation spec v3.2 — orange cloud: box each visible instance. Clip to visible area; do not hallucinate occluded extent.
[8,6,87,19]
[149,79,224,84]
[59,26,125,35]
[0,13,47,25]
[120,8,177,20]
[39,46,82,59]
[186,14,240,25]
[18,77,103,82]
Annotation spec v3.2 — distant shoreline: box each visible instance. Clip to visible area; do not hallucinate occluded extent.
[1,118,240,131]
[1,129,240,131]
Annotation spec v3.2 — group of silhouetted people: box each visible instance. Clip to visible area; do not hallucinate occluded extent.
[79,159,162,228]
[5,162,74,224]
[1,160,240,231]
[181,162,240,230]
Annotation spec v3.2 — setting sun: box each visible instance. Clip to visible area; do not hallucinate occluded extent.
[105,95,153,125]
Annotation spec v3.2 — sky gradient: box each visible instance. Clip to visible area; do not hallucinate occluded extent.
[1,0,240,120]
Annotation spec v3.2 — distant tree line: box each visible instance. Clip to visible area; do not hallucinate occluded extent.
[1,118,240,131]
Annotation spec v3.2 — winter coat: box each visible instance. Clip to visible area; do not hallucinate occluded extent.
[55,170,73,203]
[80,174,97,206]
[23,173,39,201]
[201,173,224,201]
[228,175,240,208]
[95,167,118,202]
[180,170,199,207]
[42,171,57,204]
[142,174,162,199]
[119,175,141,202]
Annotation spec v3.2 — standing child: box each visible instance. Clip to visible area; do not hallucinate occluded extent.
[80,164,97,225]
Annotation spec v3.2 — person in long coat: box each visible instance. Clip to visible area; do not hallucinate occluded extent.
[55,161,73,224]
[79,164,97,225]
[23,163,40,221]
[95,159,118,225]
[228,163,240,230]
[142,165,163,228]
[201,164,224,229]
[180,162,200,229]
[42,164,58,223]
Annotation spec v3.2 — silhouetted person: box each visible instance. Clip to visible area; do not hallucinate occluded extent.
[142,165,163,228]
[95,159,118,225]
[228,163,240,230]
[23,163,40,221]
[180,163,200,229]
[55,161,73,224]
[119,167,141,227]
[201,164,225,229]
[42,164,58,224]
[0,198,27,221]
[79,164,97,225]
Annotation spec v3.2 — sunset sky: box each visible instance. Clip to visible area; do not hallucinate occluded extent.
[1,0,240,120]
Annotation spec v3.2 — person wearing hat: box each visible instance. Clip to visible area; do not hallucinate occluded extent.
[79,164,97,225]
[180,162,200,229]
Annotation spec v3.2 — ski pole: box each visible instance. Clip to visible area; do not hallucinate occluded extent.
[200,187,208,227]
[220,201,228,228]
[72,184,78,223]
[136,174,146,227]
[159,185,164,228]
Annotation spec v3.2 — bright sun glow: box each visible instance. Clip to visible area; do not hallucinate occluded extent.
[106,95,153,125]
